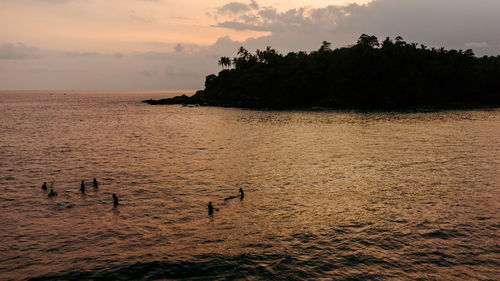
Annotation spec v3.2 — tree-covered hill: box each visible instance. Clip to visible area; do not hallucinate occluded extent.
[144,34,500,109]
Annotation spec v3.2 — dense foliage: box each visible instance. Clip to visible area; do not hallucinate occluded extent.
[145,34,500,109]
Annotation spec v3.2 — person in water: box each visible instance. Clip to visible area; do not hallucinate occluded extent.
[208,202,214,215]
[239,188,244,200]
[224,188,245,201]
[113,193,119,207]
[80,180,85,193]
[48,188,57,197]
[93,178,98,188]
[42,182,47,190]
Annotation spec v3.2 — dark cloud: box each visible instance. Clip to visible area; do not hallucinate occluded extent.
[212,0,500,55]
[248,0,258,10]
[213,4,351,32]
[333,0,500,52]
[213,0,260,17]
[0,43,41,59]
[218,2,251,15]
[4,0,500,90]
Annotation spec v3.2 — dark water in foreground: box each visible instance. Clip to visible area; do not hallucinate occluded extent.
[0,91,499,280]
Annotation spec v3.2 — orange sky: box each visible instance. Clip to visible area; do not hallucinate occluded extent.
[1,0,371,53]
[2,0,499,90]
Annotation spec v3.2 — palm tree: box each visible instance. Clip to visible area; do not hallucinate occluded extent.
[319,41,332,52]
[218,56,232,69]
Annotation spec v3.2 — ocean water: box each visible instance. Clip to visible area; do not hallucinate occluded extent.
[0,91,499,280]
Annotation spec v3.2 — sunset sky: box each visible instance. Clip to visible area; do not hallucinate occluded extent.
[1,0,499,90]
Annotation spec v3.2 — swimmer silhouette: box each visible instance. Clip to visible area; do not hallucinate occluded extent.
[80,180,85,193]
[93,178,98,188]
[224,188,245,201]
[113,193,119,207]
[42,182,47,190]
[208,202,214,215]
[48,188,57,197]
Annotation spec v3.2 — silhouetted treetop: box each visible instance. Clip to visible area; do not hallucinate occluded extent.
[218,56,231,69]
[319,41,332,52]
[145,34,500,109]
[357,34,379,48]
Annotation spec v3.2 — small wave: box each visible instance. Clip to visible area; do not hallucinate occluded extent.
[25,252,396,280]
[422,229,466,239]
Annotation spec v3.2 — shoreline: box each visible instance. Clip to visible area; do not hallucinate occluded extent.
[143,97,500,112]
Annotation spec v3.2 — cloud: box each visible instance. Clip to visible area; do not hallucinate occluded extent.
[330,0,500,49]
[0,43,219,90]
[217,2,251,15]
[3,0,500,91]
[0,43,41,59]
[172,43,201,54]
[212,0,500,55]
[463,42,500,57]
[249,0,258,10]
[465,42,489,49]
[210,0,260,19]
[64,51,100,57]
[165,65,201,78]
[212,3,354,32]
[204,36,241,58]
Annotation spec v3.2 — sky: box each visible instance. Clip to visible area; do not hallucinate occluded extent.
[1,0,499,90]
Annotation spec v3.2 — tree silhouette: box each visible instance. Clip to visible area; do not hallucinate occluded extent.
[146,34,500,109]
[218,56,232,69]
[357,34,379,47]
[319,41,332,52]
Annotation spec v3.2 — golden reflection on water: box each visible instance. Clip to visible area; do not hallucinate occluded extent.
[0,92,499,280]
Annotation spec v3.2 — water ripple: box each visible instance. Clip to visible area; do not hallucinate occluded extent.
[0,91,499,280]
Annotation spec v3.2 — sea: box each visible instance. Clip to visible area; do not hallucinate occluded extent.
[0,91,499,280]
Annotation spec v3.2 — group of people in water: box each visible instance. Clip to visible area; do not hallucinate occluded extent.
[78,178,98,193]
[43,179,243,214]
[42,178,119,207]
[208,187,244,216]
